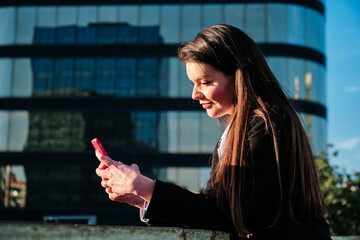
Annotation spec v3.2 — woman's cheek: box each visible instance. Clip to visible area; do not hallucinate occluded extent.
[207,87,223,103]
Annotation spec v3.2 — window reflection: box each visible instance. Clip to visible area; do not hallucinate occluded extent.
[0,165,27,208]
[6,4,326,53]
[0,7,15,45]
[160,5,180,43]
[203,4,222,28]
[37,7,56,27]
[75,59,95,93]
[267,4,287,42]
[133,112,157,150]
[0,59,13,97]
[57,6,76,26]
[119,6,138,26]
[96,59,116,95]
[245,4,265,42]
[116,58,136,97]
[181,5,201,42]
[139,5,159,27]
[287,5,306,46]
[306,8,325,52]
[32,58,53,96]
[78,6,97,27]
[1,110,220,154]
[224,4,245,30]
[99,6,118,23]
[137,58,159,96]
[16,7,36,44]
[288,58,306,100]
[31,57,163,98]
[267,56,325,106]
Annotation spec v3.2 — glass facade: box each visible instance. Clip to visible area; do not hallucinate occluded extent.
[0,1,326,225]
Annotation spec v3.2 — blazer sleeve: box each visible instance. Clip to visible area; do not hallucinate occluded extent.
[143,179,235,233]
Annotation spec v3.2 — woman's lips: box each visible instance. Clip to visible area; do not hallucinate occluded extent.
[201,103,212,109]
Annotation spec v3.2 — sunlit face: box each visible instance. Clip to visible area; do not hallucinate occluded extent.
[186,61,235,118]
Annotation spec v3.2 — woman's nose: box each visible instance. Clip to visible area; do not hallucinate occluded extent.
[192,87,204,100]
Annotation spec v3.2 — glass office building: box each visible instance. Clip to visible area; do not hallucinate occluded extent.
[0,1,326,225]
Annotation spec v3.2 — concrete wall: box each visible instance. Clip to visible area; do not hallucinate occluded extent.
[0,222,359,240]
[0,222,229,240]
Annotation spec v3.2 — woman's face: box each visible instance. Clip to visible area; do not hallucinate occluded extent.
[186,61,235,118]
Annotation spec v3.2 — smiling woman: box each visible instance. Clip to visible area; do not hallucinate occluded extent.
[186,61,234,118]
[95,24,331,240]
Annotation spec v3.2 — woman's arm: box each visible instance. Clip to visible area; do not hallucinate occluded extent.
[144,179,235,233]
[95,151,234,232]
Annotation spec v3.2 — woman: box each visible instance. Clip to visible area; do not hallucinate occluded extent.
[95,24,331,239]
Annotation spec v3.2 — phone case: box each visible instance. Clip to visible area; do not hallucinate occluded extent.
[91,138,109,157]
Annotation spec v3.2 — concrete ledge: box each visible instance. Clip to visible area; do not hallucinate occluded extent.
[1,221,359,240]
[332,237,360,240]
[0,221,230,240]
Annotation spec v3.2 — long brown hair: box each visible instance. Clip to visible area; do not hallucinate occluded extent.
[178,24,326,237]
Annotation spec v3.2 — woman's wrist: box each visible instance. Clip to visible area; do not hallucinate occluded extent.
[134,174,155,203]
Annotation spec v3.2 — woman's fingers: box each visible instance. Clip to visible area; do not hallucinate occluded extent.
[96,168,112,179]
[95,150,116,167]
[101,180,107,188]
[130,163,140,173]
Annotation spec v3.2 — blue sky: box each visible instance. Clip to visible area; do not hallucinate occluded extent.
[327,0,360,173]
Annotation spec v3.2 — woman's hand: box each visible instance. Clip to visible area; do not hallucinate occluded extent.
[95,151,155,204]
[105,187,145,209]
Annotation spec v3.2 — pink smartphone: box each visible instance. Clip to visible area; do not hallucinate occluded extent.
[91,138,109,157]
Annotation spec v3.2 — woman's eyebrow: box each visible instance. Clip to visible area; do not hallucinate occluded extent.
[192,74,212,82]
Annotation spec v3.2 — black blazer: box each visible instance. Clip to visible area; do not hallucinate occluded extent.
[144,116,332,240]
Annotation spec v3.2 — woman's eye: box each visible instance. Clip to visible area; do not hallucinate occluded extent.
[201,81,211,85]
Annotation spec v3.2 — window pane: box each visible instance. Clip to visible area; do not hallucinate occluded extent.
[119,6,138,26]
[167,58,180,97]
[224,4,245,30]
[99,6,118,23]
[32,58,53,96]
[0,7,15,45]
[137,58,158,96]
[288,5,306,45]
[179,61,192,97]
[15,7,36,44]
[306,9,324,52]
[245,4,266,42]
[57,7,77,26]
[140,5,159,26]
[200,112,221,153]
[37,7,56,27]
[0,59,13,97]
[95,59,116,95]
[116,58,136,97]
[203,4,222,28]
[288,58,306,100]
[13,59,32,97]
[36,7,56,44]
[56,26,76,44]
[311,116,327,155]
[75,58,95,94]
[266,57,287,92]
[133,112,158,150]
[54,58,75,96]
[160,5,180,43]
[8,111,29,151]
[305,61,326,105]
[267,4,287,42]
[0,111,10,151]
[179,112,200,152]
[181,5,201,42]
[78,6,97,27]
